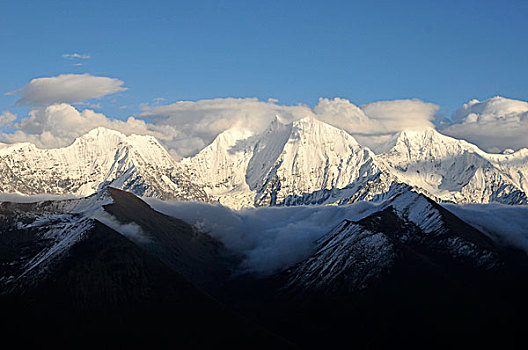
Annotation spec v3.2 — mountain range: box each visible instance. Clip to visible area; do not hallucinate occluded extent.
[1,110,528,347]
[0,115,526,208]
[1,186,526,348]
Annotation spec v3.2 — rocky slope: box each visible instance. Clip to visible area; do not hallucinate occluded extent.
[273,190,528,347]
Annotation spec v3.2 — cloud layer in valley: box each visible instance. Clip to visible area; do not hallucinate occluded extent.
[146,198,528,276]
[443,203,528,254]
[145,198,379,276]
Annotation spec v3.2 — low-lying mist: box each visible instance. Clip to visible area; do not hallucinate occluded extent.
[443,203,528,254]
[93,210,149,243]
[0,193,81,203]
[145,198,528,277]
[144,198,380,276]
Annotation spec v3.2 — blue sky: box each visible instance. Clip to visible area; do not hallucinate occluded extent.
[0,0,527,120]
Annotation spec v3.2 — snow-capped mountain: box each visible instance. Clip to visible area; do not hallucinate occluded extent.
[0,127,207,201]
[180,126,256,208]
[482,148,528,197]
[249,117,400,206]
[183,117,528,208]
[1,104,527,348]
[183,117,407,208]
[0,117,526,208]
[378,127,528,205]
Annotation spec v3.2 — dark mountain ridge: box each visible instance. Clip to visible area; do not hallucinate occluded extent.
[0,190,289,349]
[1,187,528,348]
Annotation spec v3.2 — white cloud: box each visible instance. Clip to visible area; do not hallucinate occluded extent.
[0,103,153,149]
[145,197,378,276]
[441,96,528,152]
[63,53,90,59]
[0,110,16,127]
[0,103,203,159]
[7,74,127,106]
[313,97,380,134]
[138,97,440,156]
[360,99,438,130]
[6,94,509,159]
[140,97,313,157]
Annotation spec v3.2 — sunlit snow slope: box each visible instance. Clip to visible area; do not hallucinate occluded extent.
[0,127,207,201]
[183,117,407,208]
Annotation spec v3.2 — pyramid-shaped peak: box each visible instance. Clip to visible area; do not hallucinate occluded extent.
[289,116,360,145]
[206,126,255,151]
[397,126,438,138]
[292,115,324,127]
[378,127,441,151]
[379,127,484,158]
[395,127,468,145]
[69,127,130,151]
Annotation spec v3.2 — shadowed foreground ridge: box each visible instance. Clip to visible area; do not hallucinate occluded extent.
[0,197,288,348]
[270,196,528,348]
[103,186,241,289]
[2,187,528,349]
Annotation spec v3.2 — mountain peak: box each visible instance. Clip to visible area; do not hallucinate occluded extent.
[68,127,128,153]
[81,127,127,139]
[72,128,169,156]
[397,126,438,139]
[0,126,206,200]
[391,127,479,152]
[291,116,360,145]
[379,125,528,205]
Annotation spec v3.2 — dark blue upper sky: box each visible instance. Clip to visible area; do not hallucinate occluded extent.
[1,0,527,119]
